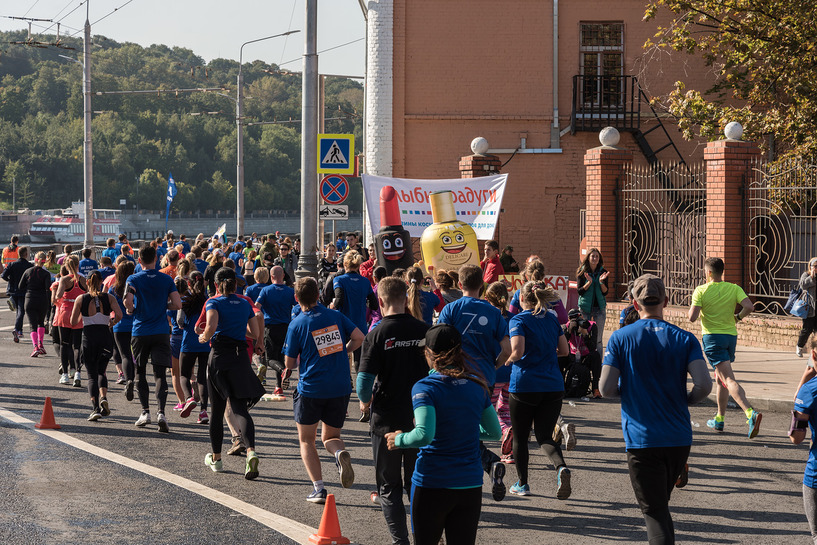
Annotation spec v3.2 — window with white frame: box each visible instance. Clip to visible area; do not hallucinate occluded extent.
[579,22,624,108]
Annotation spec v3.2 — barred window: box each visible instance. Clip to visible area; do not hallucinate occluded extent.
[580,23,624,107]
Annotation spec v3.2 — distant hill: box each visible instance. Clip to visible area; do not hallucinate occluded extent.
[0,30,363,212]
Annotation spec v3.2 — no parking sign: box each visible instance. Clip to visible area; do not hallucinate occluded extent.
[320,175,349,205]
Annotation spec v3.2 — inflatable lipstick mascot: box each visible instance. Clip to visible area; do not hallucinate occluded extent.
[375,185,415,274]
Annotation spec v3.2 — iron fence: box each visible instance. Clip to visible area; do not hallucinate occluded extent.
[745,157,817,314]
[619,162,707,306]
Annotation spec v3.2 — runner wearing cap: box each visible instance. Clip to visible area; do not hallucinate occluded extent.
[284,277,365,503]
[601,273,711,545]
[688,257,761,437]
[385,323,501,545]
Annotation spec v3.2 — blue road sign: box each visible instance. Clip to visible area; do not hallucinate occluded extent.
[320,175,349,205]
[317,134,354,174]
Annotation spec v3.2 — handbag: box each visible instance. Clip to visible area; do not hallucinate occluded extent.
[784,287,803,313]
[791,292,812,319]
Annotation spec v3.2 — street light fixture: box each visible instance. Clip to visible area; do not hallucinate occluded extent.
[235,30,300,239]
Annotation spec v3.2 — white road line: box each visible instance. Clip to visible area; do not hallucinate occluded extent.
[0,325,16,331]
[0,407,318,544]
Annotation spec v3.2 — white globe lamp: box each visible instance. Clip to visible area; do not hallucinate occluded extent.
[471,137,490,156]
[724,122,743,141]
[599,127,620,147]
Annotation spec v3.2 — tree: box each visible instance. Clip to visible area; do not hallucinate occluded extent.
[645,1,817,158]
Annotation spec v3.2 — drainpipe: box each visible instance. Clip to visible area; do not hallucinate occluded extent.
[550,0,560,149]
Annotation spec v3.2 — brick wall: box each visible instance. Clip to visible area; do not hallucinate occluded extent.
[604,302,801,352]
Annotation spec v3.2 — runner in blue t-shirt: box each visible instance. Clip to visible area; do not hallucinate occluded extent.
[436,264,509,501]
[110,261,136,400]
[78,248,99,277]
[600,274,711,545]
[124,246,182,433]
[792,337,817,541]
[176,272,210,423]
[257,266,297,396]
[385,323,500,545]
[284,277,365,504]
[199,267,264,480]
[505,281,571,499]
[331,251,378,374]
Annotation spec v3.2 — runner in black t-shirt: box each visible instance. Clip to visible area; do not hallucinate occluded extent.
[357,277,429,545]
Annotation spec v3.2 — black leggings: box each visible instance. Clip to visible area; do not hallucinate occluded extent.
[25,296,49,331]
[799,315,817,349]
[131,334,171,413]
[180,351,209,411]
[627,446,690,545]
[410,486,481,545]
[509,391,566,486]
[114,331,134,380]
[264,323,288,388]
[58,326,82,374]
[207,372,255,454]
[82,325,113,408]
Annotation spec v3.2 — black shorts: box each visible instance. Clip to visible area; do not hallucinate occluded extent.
[292,388,349,428]
[131,334,172,370]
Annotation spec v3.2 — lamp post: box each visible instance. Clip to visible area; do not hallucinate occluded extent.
[236,30,299,239]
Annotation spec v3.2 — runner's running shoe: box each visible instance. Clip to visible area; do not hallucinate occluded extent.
[281,368,292,390]
[59,373,70,385]
[204,453,223,473]
[256,364,267,383]
[30,348,39,358]
[172,402,184,411]
[491,461,506,501]
[7,299,15,312]
[562,423,577,451]
[157,412,169,433]
[37,345,46,355]
[73,370,81,388]
[501,427,513,455]
[87,410,102,422]
[12,330,18,343]
[556,467,572,500]
[675,463,689,488]
[99,398,110,417]
[509,482,531,496]
[706,417,724,432]
[197,410,209,424]
[135,412,151,427]
[336,450,355,488]
[747,410,762,439]
[227,436,246,456]
[179,397,197,419]
[125,380,134,401]
[307,488,327,504]
[245,452,259,480]
[116,373,126,385]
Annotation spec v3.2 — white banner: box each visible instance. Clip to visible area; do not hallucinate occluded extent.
[362,173,508,239]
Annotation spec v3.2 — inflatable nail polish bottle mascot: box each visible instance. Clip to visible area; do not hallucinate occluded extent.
[375,185,415,274]
[420,190,479,274]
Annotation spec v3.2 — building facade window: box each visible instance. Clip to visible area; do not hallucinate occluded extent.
[579,22,624,108]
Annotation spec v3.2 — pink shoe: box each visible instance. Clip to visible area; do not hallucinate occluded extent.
[197,410,209,424]
[179,397,197,418]
[172,402,184,411]
[38,344,47,355]
[30,348,39,358]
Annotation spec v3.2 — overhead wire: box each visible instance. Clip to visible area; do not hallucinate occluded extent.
[42,0,85,34]
[23,0,42,17]
[278,0,297,68]
[278,37,365,68]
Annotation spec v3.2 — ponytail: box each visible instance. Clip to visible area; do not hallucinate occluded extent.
[87,271,103,297]
[520,281,560,315]
[424,346,488,392]
[405,266,424,321]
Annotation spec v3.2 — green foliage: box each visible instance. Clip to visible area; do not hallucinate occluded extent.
[644,1,817,158]
[0,30,363,211]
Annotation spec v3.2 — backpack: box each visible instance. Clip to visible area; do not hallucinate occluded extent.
[564,360,591,398]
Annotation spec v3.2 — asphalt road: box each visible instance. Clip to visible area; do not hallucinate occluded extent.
[0,304,812,544]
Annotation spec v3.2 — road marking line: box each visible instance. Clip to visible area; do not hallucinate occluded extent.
[0,325,16,331]
[0,407,317,544]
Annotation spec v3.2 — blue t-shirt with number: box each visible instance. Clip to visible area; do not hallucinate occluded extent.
[410,373,491,489]
[126,269,177,337]
[508,310,564,393]
[603,318,703,449]
[795,377,817,487]
[256,283,297,325]
[283,305,356,399]
[437,296,508,387]
[332,271,373,332]
[205,294,255,341]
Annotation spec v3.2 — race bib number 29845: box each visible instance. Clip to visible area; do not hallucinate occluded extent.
[312,325,344,357]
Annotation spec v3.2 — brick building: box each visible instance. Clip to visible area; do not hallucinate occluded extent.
[363,0,714,278]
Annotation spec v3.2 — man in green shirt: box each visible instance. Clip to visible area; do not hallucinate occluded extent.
[689,257,761,438]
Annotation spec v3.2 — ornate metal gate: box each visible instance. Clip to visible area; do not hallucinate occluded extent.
[620,163,707,306]
[745,158,817,314]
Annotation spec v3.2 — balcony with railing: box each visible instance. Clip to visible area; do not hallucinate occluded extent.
[571,75,644,133]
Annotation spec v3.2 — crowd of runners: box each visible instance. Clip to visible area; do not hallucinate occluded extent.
[7,231,817,545]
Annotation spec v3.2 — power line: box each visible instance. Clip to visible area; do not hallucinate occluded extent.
[23,0,42,18]
[279,0,297,67]
[278,37,365,68]
[41,0,85,35]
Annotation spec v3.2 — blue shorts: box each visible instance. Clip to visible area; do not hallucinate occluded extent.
[292,388,350,428]
[170,334,183,360]
[702,334,737,368]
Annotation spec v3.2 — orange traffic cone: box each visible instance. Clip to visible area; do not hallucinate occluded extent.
[309,493,350,545]
[34,397,61,429]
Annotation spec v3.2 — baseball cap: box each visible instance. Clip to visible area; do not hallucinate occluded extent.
[420,324,461,352]
[631,274,666,306]
[504,245,513,252]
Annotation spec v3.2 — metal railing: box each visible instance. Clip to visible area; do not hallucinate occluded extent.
[571,75,642,133]
[619,162,707,306]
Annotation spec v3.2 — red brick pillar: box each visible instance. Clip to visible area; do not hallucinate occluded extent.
[704,139,760,285]
[459,153,502,242]
[459,154,501,178]
[584,146,632,292]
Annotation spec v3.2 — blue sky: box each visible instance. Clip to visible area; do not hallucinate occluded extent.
[0,1,366,76]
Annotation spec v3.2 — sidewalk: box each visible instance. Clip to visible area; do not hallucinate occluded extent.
[720,344,807,412]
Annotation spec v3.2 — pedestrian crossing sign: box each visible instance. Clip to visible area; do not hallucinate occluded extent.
[317,134,355,174]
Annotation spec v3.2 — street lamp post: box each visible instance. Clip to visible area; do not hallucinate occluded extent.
[236,31,299,239]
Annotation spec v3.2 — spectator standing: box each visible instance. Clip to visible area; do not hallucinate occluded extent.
[481,240,505,284]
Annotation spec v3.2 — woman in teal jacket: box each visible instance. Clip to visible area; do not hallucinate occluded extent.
[576,248,608,353]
